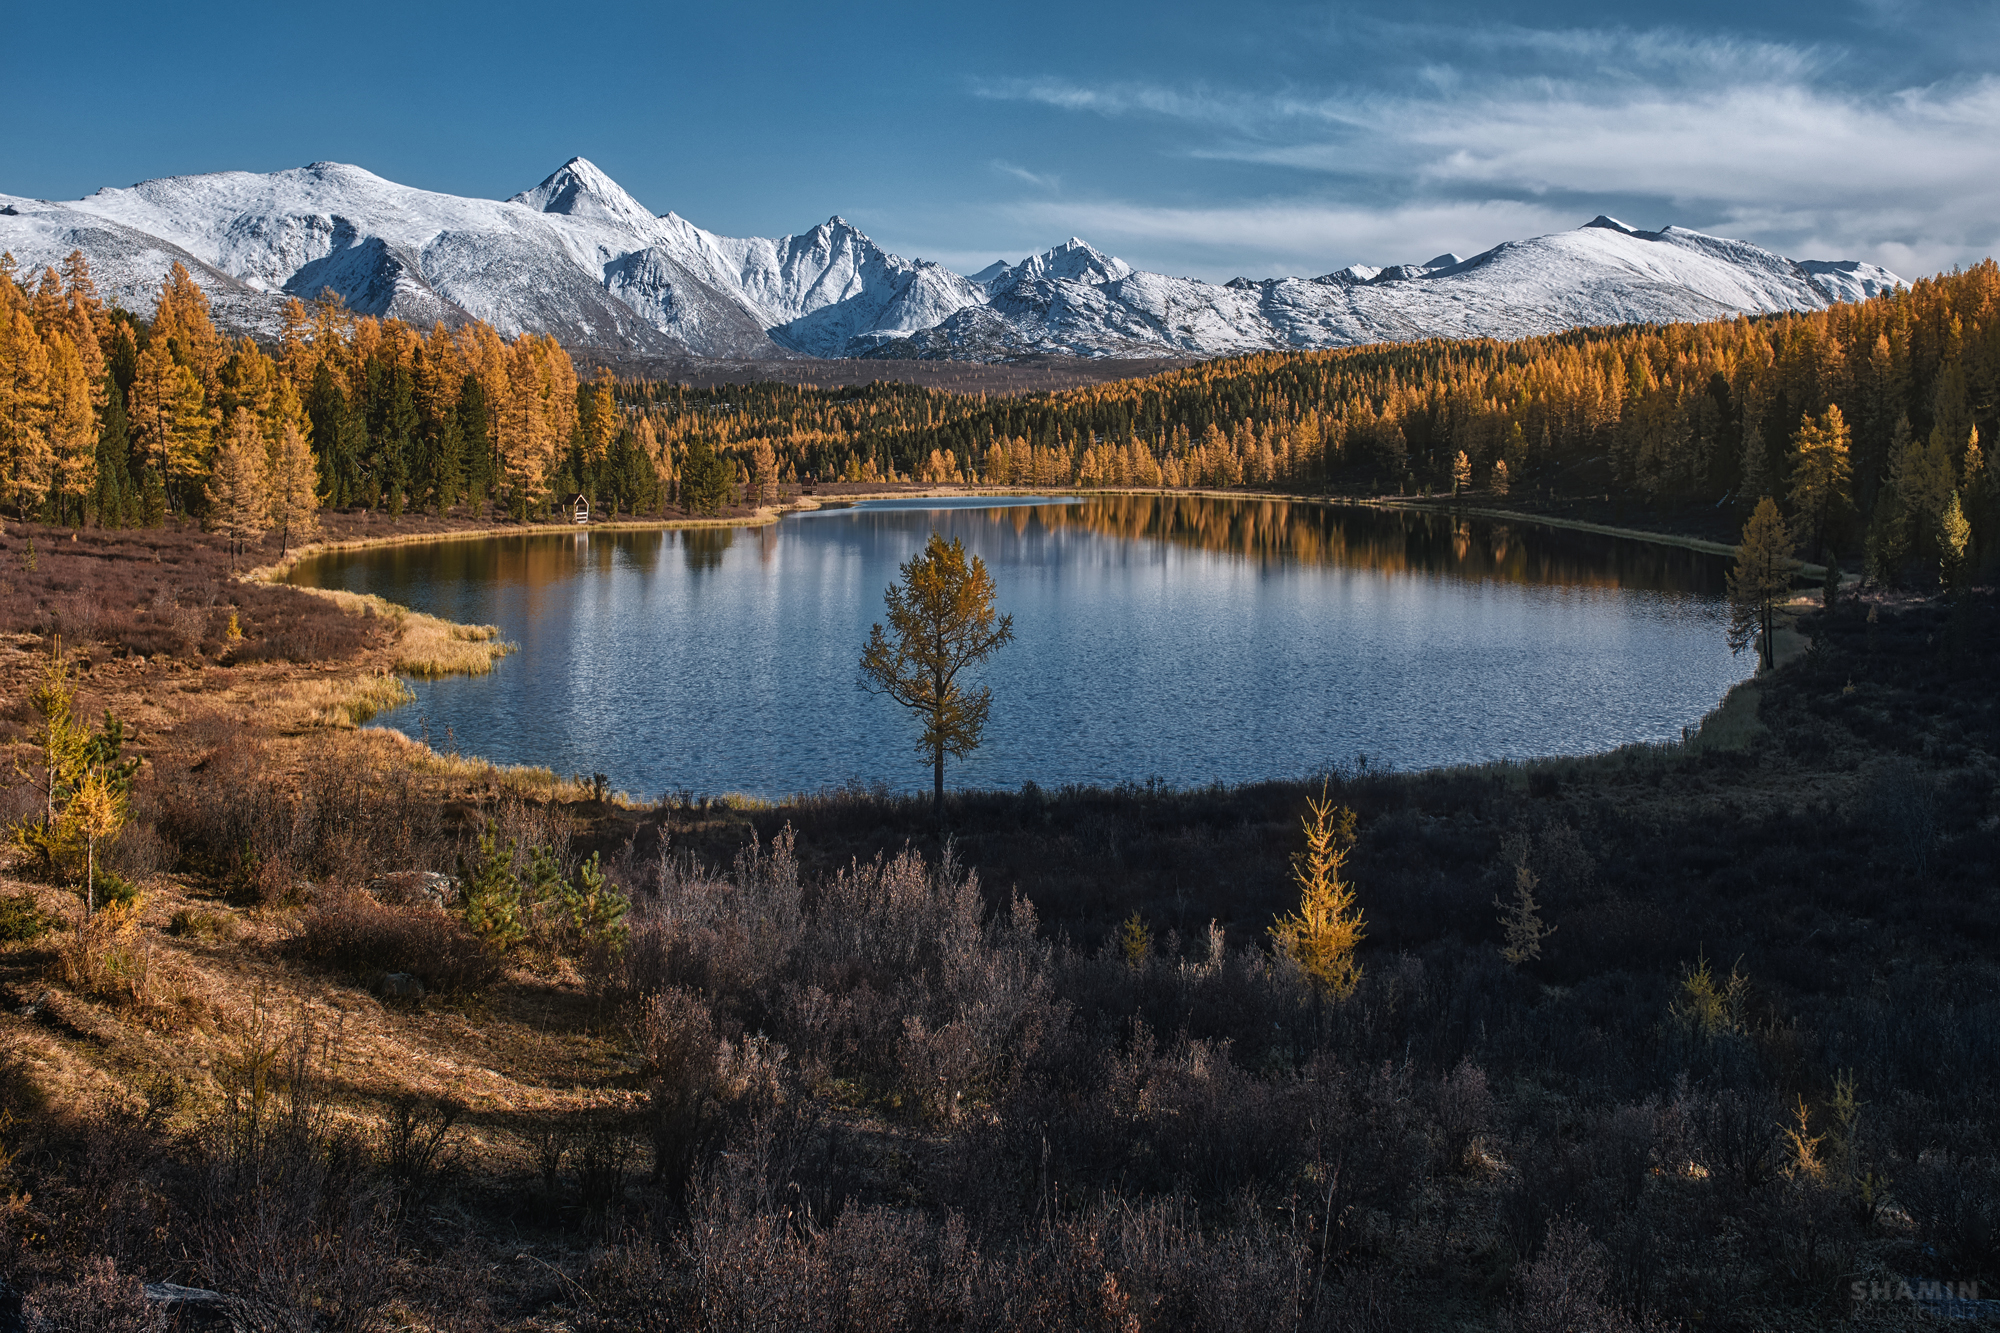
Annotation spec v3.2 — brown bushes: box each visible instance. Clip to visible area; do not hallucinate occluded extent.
[586,1191,1338,1333]
[295,888,497,993]
[20,1256,164,1333]
[192,1013,395,1332]
[148,724,451,895]
[0,523,373,664]
[55,904,199,1023]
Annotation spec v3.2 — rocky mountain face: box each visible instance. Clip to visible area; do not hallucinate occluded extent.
[0,160,1907,363]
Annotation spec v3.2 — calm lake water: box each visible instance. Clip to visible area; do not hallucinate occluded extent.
[287,495,1752,799]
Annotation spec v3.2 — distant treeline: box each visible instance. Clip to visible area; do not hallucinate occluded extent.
[8,248,1996,581]
[626,261,2000,580]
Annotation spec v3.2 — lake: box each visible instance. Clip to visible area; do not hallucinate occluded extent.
[286,494,1752,799]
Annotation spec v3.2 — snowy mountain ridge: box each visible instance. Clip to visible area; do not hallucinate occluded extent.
[0,157,1908,363]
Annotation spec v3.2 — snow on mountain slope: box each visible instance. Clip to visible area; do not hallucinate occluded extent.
[1798,260,1905,304]
[701,218,986,356]
[979,238,1133,294]
[0,192,288,335]
[0,158,1909,365]
[878,219,1910,360]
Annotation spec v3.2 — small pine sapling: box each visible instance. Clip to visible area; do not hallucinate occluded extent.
[457,822,525,950]
[1118,910,1149,967]
[1494,862,1555,966]
[1270,787,1365,999]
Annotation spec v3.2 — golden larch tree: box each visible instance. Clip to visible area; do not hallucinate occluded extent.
[859,533,1015,818]
[205,408,271,561]
[1271,787,1366,999]
[268,419,320,557]
[1727,496,1799,671]
[1788,404,1852,557]
[151,262,225,392]
[0,307,53,519]
[42,329,99,521]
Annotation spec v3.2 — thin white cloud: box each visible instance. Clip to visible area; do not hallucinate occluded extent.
[971,27,2000,278]
[989,160,1060,191]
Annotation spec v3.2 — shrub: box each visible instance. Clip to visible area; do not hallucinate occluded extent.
[296,890,498,993]
[23,1256,165,1333]
[57,903,191,1019]
[456,823,629,958]
[376,1095,462,1203]
[1512,1216,1637,1333]
[168,906,237,942]
[633,986,723,1196]
[194,1010,394,1331]
[0,891,55,943]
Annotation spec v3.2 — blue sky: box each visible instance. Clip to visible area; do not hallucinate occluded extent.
[5,0,1996,281]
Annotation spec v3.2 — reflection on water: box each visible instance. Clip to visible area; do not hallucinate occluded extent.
[683,527,734,572]
[287,495,1749,798]
[971,496,1723,593]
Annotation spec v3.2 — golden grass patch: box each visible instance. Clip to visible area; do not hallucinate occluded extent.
[291,587,514,678]
[367,726,575,795]
[261,672,417,729]
[55,900,207,1028]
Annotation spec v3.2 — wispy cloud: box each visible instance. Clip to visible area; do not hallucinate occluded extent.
[970,27,2000,278]
[989,159,1060,191]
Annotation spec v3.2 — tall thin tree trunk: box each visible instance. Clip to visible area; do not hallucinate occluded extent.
[934,748,945,821]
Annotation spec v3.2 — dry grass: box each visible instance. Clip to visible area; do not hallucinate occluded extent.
[54,900,203,1027]
[1690,678,1767,752]
[290,588,513,678]
[368,727,598,800]
[257,671,418,730]
[0,863,633,1143]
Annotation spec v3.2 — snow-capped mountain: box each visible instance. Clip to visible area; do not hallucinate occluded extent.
[0,160,1907,364]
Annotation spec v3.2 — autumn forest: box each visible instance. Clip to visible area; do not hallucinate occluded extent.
[5,250,1999,592]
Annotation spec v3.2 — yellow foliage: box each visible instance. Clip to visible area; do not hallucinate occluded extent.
[1270,788,1364,999]
[1118,910,1150,966]
[1672,952,1748,1039]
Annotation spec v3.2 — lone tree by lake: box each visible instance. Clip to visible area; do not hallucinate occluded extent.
[1728,496,1799,672]
[859,533,1014,817]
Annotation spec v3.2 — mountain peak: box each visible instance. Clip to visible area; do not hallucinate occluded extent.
[509,158,655,226]
[1582,215,1644,236]
[1003,237,1133,288]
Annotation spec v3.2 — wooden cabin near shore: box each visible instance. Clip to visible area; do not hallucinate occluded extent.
[571,494,590,525]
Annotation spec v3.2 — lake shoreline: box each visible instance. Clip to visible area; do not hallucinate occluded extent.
[248,482,1776,589]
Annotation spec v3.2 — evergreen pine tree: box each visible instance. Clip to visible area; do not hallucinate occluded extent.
[94,371,132,525]
[457,373,494,509]
[1739,418,1770,504]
